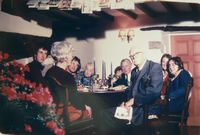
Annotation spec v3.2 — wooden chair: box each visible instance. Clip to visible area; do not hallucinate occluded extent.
[46,77,94,135]
[165,77,193,135]
[147,77,193,135]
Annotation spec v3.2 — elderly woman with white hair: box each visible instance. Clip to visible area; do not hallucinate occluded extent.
[45,41,92,123]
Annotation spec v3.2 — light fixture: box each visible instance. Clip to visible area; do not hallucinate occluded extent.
[118,29,127,41]
[27,0,135,14]
[118,29,134,43]
[127,29,134,42]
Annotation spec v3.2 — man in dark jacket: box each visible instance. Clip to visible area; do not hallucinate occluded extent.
[98,46,163,135]
[25,46,48,86]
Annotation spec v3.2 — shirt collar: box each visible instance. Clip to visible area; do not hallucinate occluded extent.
[138,60,147,71]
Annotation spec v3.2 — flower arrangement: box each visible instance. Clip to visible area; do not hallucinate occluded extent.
[0,51,65,135]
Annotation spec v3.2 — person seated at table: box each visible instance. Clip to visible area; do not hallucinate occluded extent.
[25,46,48,86]
[66,56,81,77]
[149,56,192,118]
[120,58,134,86]
[97,45,163,135]
[45,41,92,122]
[76,62,95,87]
[166,56,192,114]
[108,66,127,88]
[148,53,172,118]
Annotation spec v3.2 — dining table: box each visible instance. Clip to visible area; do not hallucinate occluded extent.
[78,88,127,116]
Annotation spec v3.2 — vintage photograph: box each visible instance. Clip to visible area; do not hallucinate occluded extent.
[0,0,199,135]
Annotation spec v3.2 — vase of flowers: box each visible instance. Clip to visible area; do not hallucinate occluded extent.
[0,51,65,135]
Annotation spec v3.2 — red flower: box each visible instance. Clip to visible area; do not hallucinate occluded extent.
[3,53,9,59]
[17,92,27,100]
[26,87,53,106]
[24,124,32,132]
[0,51,65,135]
[55,128,65,135]
[46,121,58,130]
[46,121,65,135]
[1,86,17,100]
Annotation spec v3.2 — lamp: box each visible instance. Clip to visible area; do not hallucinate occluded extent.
[118,29,127,41]
[118,29,134,43]
[127,29,134,42]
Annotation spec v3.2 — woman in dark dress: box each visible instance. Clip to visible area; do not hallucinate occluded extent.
[45,41,92,122]
[148,55,192,117]
[167,56,191,114]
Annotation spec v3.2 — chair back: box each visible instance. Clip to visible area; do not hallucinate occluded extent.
[180,77,193,126]
[146,77,194,135]
[46,76,94,135]
[46,76,69,134]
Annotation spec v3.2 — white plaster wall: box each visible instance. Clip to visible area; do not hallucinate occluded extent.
[65,28,164,78]
[65,21,200,78]
[0,11,52,37]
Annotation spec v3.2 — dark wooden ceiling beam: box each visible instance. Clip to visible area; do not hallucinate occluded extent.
[93,11,115,22]
[60,9,98,28]
[161,2,180,16]
[117,9,138,19]
[141,26,200,32]
[189,3,200,14]
[53,9,79,20]
[37,9,76,23]
[136,3,158,18]
[154,11,200,23]
[66,9,96,20]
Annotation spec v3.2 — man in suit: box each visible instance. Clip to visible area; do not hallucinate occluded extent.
[124,46,163,126]
[108,59,133,87]
[120,58,134,86]
[98,46,163,135]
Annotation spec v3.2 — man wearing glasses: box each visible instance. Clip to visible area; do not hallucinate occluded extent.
[98,46,163,135]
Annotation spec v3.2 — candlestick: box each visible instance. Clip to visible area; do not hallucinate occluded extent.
[110,62,113,76]
[105,61,106,80]
[102,60,106,81]
[93,60,96,75]
[102,60,104,81]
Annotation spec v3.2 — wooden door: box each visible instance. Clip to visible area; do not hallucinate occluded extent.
[171,35,200,126]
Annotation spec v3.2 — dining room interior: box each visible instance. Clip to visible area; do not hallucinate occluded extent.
[1,0,200,135]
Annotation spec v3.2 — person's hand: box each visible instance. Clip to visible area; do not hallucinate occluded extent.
[77,85,84,91]
[85,105,92,118]
[125,98,134,108]
[111,77,117,84]
[77,85,89,92]
[120,102,126,107]
[120,98,134,109]
[160,95,165,100]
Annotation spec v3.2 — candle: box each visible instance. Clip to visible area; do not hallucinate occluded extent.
[93,59,96,75]
[104,61,106,80]
[102,60,106,81]
[110,62,113,76]
[102,60,104,80]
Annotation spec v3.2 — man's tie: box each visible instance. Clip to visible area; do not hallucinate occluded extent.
[131,67,140,84]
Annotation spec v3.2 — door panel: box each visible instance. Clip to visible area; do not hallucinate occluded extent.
[171,35,200,126]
